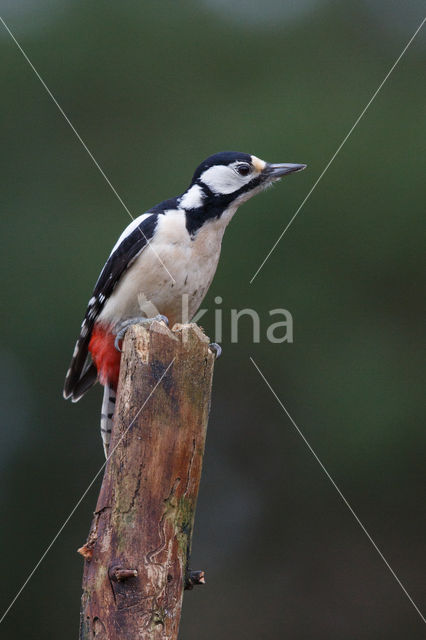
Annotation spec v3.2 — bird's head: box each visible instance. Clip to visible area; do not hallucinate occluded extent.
[181,151,306,214]
[178,151,306,235]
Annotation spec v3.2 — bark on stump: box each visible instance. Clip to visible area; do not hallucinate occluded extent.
[79,320,215,639]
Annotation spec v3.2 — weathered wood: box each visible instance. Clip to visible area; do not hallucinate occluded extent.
[79,320,215,639]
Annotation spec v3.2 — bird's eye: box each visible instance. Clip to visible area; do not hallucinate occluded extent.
[236,163,251,177]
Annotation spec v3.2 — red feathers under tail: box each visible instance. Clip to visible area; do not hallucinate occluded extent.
[89,325,121,389]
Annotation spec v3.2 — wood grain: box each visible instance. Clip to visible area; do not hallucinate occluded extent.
[79,320,215,639]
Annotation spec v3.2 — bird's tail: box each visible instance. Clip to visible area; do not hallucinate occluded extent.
[101,383,116,457]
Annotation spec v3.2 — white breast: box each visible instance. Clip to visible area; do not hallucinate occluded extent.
[98,208,235,328]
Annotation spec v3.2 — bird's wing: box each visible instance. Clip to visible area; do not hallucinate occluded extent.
[63,212,159,401]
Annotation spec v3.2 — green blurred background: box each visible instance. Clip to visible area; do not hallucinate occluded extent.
[0,1,425,638]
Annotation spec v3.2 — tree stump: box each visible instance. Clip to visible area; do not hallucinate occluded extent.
[79,320,215,639]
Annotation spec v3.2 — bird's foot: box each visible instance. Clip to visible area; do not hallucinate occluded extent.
[114,315,169,351]
[208,342,222,359]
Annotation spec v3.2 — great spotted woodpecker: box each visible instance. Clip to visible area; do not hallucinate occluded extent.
[63,151,306,454]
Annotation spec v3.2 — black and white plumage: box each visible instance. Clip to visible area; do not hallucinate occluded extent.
[63,151,306,454]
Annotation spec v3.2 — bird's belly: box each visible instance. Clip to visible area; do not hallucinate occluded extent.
[98,238,220,328]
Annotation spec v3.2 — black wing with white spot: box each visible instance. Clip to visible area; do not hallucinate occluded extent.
[63,213,159,401]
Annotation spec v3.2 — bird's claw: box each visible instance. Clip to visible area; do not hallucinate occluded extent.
[208,342,222,359]
[114,328,127,352]
[156,314,169,326]
[114,315,169,352]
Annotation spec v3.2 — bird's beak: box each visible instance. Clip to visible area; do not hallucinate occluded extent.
[263,162,307,180]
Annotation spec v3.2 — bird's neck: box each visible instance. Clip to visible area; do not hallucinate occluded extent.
[180,183,239,237]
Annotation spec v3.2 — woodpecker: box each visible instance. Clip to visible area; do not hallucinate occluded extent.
[63,151,306,454]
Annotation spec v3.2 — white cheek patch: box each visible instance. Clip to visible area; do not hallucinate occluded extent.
[200,164,252,195]
[179,184,205,209]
